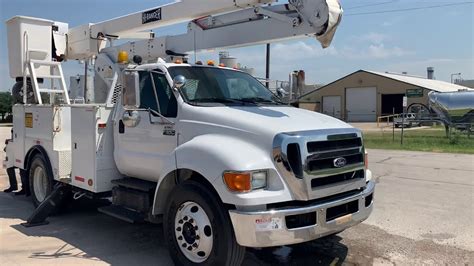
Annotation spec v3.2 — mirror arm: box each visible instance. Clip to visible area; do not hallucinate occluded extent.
[148,108,175,125]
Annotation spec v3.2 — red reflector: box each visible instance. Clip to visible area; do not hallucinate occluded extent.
[75,176,85,182]
[98,123,107,129]
[15,159,22,163]
[36,140,41,145]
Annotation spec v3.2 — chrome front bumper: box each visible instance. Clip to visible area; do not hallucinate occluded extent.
[229,180,375,247]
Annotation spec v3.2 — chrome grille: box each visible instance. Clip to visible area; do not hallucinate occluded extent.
[307,136,361,153]
[273,128,367,201]
[305,136,364,174]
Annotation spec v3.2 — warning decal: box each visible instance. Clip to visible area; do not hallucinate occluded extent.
[255,217,282,232]
[25,113,33,128]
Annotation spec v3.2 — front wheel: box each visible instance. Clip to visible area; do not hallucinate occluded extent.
[164,180,245,266]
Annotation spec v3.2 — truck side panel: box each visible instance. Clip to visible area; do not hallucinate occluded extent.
[11,105,71,181]
[71,105,122,192]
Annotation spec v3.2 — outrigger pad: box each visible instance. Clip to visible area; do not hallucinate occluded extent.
[21,184,68,228]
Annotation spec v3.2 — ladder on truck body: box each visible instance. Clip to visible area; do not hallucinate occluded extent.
[23,59,70,105]
[22,31,70,105]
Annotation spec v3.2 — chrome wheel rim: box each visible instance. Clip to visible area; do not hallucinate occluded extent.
[174,201,213,263]
[33,166,48,202]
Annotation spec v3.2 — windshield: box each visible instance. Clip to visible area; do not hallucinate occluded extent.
[168,66,282,106]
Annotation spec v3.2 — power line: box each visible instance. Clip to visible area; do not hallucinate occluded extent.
[345,2,474,16]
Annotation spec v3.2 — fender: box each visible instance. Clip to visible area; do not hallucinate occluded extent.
[151,134,292,214]
[24,145,54,178]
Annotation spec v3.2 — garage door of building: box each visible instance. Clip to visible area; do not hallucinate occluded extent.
[346,87,377,122]
[322,96,341,119]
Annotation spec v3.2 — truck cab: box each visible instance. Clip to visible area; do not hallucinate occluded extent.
[110,60,375,258]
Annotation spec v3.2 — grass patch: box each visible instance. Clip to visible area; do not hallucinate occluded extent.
[363,129,474,154]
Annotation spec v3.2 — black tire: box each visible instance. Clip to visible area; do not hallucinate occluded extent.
[12,80,36,104]
[164,180,245,266]
[28,154,55,207]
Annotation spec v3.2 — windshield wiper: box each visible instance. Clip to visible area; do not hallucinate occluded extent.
[239,97,284,105]
[190,98,244,104]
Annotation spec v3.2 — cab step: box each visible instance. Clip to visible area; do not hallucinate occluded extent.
[111,178,156,192]
[98,205,145,223]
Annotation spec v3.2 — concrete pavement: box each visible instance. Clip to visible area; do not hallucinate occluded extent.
[0,125,473,265]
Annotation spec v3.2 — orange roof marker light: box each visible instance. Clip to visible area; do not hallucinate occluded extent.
[207,60,215,66]
[174,59,183,64]
[117,50,129,64]
[219,63,225,67]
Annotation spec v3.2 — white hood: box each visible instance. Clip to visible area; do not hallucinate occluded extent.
[179,105,353,147]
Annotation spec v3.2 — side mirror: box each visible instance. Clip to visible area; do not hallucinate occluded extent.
[173,75,187,90]
[277,87,287,97]
[122,71,140,108]
[122,110,141,127]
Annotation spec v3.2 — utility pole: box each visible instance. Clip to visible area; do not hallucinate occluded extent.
[265,43,270,88]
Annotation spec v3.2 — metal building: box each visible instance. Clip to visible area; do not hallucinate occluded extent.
[298,69,472,122]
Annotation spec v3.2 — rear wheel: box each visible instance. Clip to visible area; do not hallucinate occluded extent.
[164,180,245,266]
[28,154,54,207]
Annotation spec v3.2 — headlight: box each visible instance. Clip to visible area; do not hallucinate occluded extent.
[223,170,267,193]
[250,171,267,190]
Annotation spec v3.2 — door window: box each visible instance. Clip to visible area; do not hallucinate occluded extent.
[138,72,178,117]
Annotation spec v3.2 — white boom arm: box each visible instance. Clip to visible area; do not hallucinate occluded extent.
[90,0,275,38]
[67,0,274,59]
[67,0,342,61]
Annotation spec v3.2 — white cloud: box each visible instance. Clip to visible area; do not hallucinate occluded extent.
[341,32,412,59]
[356,32,390,44]
[367,43,410,58]
[340,43,411,59]
[272,41,338,60]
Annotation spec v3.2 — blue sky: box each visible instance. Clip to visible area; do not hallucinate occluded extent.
[0,0,473,91]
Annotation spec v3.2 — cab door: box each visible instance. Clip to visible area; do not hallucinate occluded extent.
[114,70,178,182]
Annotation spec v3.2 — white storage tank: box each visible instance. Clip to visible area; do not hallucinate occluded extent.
[6,16,53,79]
[219,51,238,68]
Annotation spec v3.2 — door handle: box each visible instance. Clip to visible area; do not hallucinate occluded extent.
[119,120,125,134]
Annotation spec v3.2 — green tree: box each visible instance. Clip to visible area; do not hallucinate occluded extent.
[0,91,13,121]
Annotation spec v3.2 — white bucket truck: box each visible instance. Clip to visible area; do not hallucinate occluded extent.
[3,1,374,265]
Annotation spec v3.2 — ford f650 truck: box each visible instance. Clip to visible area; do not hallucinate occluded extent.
[4,1,374,265]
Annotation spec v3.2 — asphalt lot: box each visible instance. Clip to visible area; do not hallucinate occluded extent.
[0,125,473,265]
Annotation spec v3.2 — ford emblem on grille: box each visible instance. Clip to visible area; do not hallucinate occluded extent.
[333,157,347,168]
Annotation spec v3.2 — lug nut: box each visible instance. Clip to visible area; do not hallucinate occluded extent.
[183,216,188,221]
[178,236,183,240]
[187,246,193,251]
[195,235,200,240]
[182,243,187,248]
[194,226,198,230]
[176,227,182,231]
[189,218,194,223]
[193,243,198,248]
[178,220,183,224]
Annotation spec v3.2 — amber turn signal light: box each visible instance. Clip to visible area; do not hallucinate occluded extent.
[223,172,251,192]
